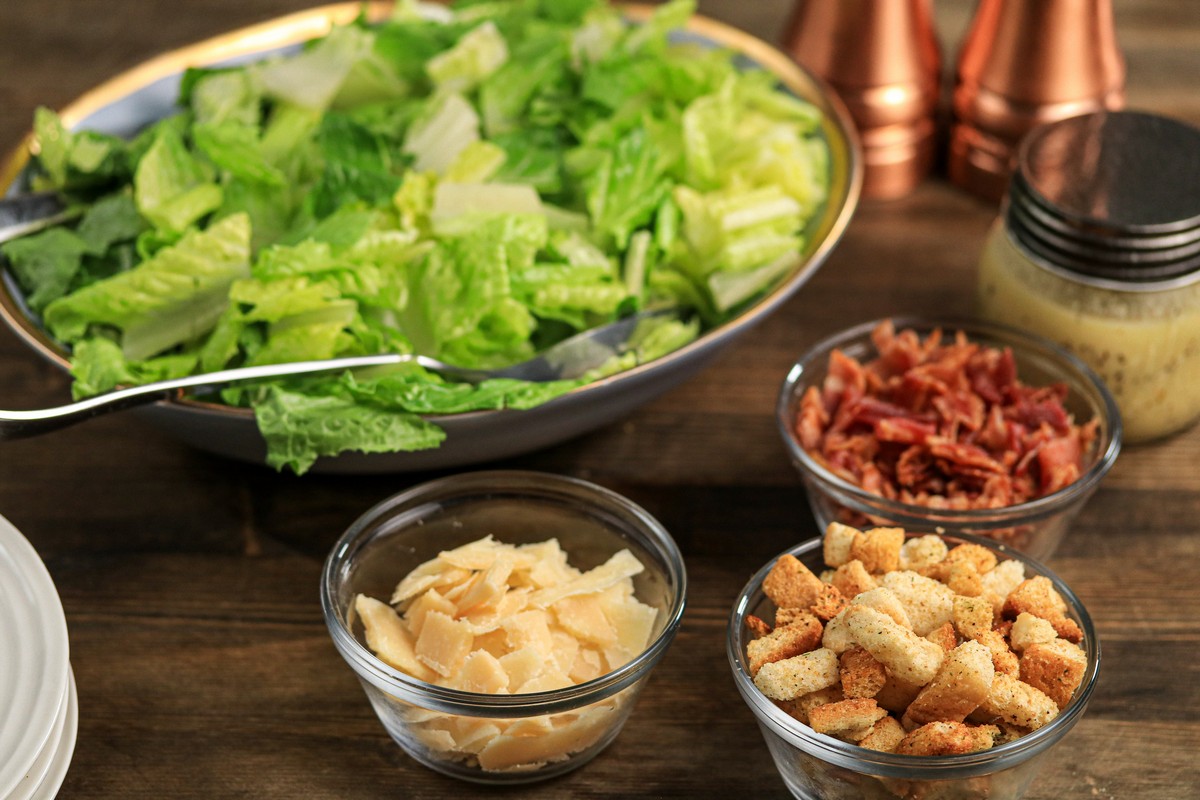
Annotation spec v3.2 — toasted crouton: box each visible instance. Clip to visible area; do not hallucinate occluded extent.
[844,605,945,686]
[974,628,1020,677]
[980,559,1025,611]
[775,606,812,629]
[858,715,907,753]
[851,587,912,629]
[1020,639,1087,709]
[831,559,878,599]
[974,673,1059,730]
[821,609,856,655]
[942,543,998,576]
[1009,612,1058,653]
[880,571,954,635]
[904,640,995,726]
[753,648,840,701]
[745,614,772,639]
[776,686,843,725]
[926,621,958,652]
[952,595,994,641]
[894,721,998,756]
[874,674,924,715]
[747,613,824,675]
[809,698,888,742]
[811,583,849,621]
[823,523,859,567]
[1002,576,1084,643]
[763,554,826,610]
[944,561,984,598]
[851,527,905,573]
[839,646,888,699]
[900,535,948,572]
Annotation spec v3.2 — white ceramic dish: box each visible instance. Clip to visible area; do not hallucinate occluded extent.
[29,667,79,800]
[9,666,77,800]
[0,514,70,799]
[0,3,861,473]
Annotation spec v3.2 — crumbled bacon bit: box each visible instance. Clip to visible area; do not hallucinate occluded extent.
[797,322,1098,539]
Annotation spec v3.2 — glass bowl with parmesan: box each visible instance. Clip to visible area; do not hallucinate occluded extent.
[320,470,687,784]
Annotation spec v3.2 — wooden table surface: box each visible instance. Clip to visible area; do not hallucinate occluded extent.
[2,1,1198,798]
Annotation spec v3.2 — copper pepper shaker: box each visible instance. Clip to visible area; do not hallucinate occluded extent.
[949,0,1126,203]
[783,0,941,200]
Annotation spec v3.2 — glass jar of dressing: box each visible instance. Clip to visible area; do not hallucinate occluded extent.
[977,110,1200,443]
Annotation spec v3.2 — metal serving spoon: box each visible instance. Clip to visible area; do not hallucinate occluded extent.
[0,310,668,440]
[0,191,82,244]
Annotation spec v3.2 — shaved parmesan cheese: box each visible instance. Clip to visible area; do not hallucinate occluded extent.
[354,594,436,682]
[528,549,644,608]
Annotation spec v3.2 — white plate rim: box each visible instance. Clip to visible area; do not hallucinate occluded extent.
[0,514,70,798]
[30,665,79,800]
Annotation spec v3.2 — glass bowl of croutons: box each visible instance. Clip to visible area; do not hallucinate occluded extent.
[727,523,1099,800]
[321,470,687,784]
[777,318,1122,561]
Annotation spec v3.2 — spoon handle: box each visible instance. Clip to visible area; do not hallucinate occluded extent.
[0,353,486,440]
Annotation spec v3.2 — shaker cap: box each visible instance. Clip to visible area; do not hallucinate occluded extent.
[1008,110,1200,283]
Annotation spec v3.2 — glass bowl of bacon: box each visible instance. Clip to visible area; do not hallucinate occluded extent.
[776,318,1122,561]
[726,524,1100,800]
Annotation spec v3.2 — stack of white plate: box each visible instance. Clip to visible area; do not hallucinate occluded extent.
[0,514,77,800]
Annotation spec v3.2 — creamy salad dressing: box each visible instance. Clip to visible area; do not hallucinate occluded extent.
[977,222,1200,443]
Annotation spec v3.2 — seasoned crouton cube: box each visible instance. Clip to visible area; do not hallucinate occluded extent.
[858,715,907,753]
[895,721,998,756]
[774,606,813,629]
[952,595,994,642]
[839,646,888,699]
[776,686,843,726]
[745,614,772,639]
[811,583,849,621]
[880,571,954,635]
[851,527,905,573]
[831,559,877,600]
[904,640,995,726]
[1009,612,1058,653]
[942,543,998,576]
[809,698,888,742]
[821,609,856,655]
[974,673,1059,730]
[823,522,859,567]
[753,648,841,701]
[764,554,825,610]
[981,559,1025,611]
[844,605,945,686]
[747,613,824,675]
[1020,639,1087,709]
[874,674,923,715]
[944,561,984,598]
[974,628,1020,676]
[925,621,958,652]
[1002,576,1084,643]
[851,587,912,629]
[900,535,948,572]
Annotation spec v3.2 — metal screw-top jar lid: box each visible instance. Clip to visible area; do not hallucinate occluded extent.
[1006,110,1200,285]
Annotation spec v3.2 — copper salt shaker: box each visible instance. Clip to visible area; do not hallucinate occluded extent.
[949,0,1126,202]
[784,0,941,200]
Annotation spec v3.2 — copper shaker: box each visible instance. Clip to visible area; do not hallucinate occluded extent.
[784,0,941,200]
[949,0,1126,202]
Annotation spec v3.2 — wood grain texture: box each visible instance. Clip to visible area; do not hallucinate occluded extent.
[1,1,1199,798]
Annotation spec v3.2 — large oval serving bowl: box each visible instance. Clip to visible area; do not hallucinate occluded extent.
[0,2,860,474]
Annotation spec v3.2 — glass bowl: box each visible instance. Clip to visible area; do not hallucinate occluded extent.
[727,530,1100,800]
[320,470,687,785]
[776,317,1122,561]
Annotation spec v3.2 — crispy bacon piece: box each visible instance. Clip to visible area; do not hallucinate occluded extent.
[795,322,1097,523]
